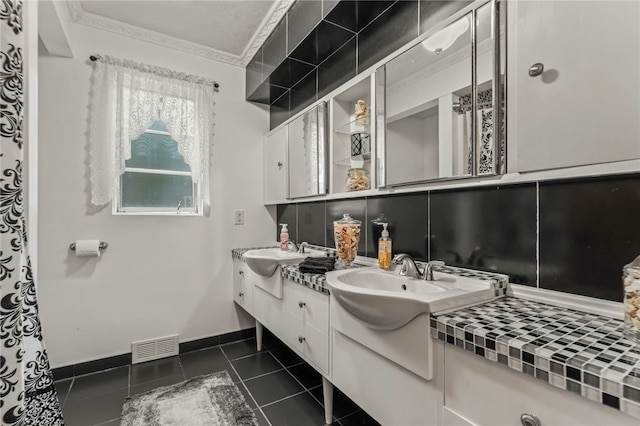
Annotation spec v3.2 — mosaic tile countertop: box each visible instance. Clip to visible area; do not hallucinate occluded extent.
[431,297,640,420]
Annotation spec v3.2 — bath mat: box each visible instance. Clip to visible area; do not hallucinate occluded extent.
[120,371,258,426]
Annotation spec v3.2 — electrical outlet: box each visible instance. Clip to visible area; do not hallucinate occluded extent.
[234,210,244,225]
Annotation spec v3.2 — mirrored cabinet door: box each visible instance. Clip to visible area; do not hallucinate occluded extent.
[376,0,504,188]
[288,102,328,199]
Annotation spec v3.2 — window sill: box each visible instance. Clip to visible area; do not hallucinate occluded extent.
[113,211,201,217]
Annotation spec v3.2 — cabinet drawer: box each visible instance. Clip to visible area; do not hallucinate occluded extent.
[282,311,329,375]
[444,345,637,426]
[283,280,329,334]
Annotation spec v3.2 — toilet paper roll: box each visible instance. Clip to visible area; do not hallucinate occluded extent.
[74,239,101,258]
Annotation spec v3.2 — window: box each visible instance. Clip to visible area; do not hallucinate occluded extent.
[88,55,216,215]
[118,120,197,214]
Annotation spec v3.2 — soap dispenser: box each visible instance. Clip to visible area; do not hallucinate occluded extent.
[279,224,289,251]
[378,223,392,270]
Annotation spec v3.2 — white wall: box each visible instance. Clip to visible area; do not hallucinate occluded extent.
[37,24,274,368]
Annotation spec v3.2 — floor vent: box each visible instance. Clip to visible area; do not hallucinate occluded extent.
[132,334,179,364]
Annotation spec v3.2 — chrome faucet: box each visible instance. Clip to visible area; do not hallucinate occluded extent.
[423,260,445,281]
[286,240,308,254]
[285,240,299,252]
[392,254,422,279]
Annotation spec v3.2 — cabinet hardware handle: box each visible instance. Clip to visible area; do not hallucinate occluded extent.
[298,336,305,343]
[277,161,283,169]
[528,63,544,77]
[238,292,244,297]
[238,271,244,276]
[298,301,306,308]
[520,413,541,426]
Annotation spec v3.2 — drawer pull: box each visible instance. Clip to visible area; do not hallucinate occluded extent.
[520,413,541,426]
[298,301,306,308]
[238,271,244,276]
[238,292,244,297]
[298,336,305,343]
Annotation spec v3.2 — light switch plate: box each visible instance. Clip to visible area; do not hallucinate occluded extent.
[234,210,244,225]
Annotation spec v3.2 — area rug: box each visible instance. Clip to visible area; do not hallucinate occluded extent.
[120,371,258,426]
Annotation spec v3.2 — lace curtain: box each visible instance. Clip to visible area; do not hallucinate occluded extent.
[89,55,216,206]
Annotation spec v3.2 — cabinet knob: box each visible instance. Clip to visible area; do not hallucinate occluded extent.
[520,413,541,426]
[238,271,244,276]
[298,301,306,308]
[277,161,283,169]
[298,336,305,343]
[528,63,544,77]
[238,292,244,297]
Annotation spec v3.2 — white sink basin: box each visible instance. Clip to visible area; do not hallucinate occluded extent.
[243,248,307,277]
[325,267,495,330]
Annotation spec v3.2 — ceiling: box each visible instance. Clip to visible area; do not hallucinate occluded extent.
[67,0,293,66]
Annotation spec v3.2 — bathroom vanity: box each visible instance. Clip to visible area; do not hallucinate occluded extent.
[232,247,640,425]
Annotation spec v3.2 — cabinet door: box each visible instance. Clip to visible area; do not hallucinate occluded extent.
[515,1,640,172]
[288,103,327,199]
[233,260,252,313]
[264,127,288,204]
[443,344,637,426]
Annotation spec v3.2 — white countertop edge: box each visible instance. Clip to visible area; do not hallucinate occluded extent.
[508,284,624,321]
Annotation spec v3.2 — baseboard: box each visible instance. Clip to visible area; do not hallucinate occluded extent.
[52,327,257,381]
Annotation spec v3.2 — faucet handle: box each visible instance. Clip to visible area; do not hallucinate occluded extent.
[297,242,308,254]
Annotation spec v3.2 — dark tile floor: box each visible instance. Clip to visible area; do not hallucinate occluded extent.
[55,332,380,425]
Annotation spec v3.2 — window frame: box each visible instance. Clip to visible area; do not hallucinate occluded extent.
[113,127,202,216]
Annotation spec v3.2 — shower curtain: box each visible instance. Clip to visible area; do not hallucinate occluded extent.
[460,107,494,175]
[1,1,64,424]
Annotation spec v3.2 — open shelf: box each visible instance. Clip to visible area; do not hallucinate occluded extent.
[334,153,371,166]
[335,114,372,134]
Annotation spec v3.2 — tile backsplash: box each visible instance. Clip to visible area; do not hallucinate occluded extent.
[276,173,640,302]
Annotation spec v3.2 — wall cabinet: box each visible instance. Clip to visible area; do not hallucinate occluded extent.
[443,344,637,426]
[264,102,328,204]
[513,0,640,172]
[376,0,505,187]
[263,126,288,204]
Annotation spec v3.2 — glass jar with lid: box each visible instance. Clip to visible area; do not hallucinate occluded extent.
[333,213,361,267]
[623,255,640,343]
[346,168,370,191]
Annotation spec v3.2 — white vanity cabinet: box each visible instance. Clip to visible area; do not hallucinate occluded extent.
[263,126,288,204]
[232,259,253,315]
[443,344,637,426]
[512,0,640,173]
[252,276,334,424]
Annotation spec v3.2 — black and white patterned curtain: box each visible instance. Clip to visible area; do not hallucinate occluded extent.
[1,1,64,424]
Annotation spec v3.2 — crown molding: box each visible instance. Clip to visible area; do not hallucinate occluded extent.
[240,0,295,62]
[66,0,293,67]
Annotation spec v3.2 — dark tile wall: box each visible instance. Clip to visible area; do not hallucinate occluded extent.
[539,175,640,301]
[275,174,640,302]
[246,0,469,129]
[356,0,419,72]
[430,184,537,285]
[317,36,357,99]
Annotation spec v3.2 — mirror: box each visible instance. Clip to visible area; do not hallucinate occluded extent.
[288,102,328,198]
[377,0,503,187]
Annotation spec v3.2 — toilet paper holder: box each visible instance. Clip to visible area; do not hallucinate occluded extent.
[69,241,108,251]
